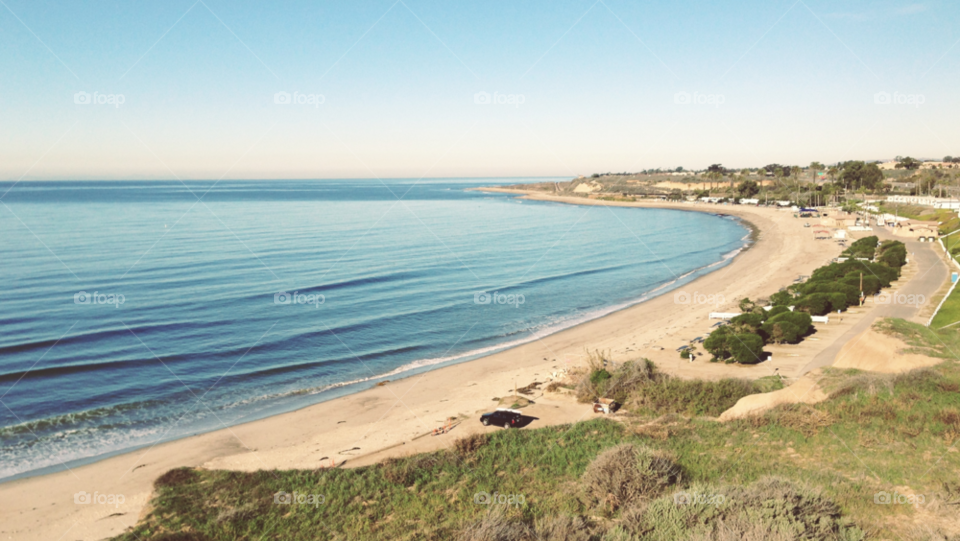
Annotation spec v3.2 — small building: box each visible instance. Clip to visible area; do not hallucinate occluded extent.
[739,198,759,205]
[892,220,939,241]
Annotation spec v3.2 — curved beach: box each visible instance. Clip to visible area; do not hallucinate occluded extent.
[0,191,845,541]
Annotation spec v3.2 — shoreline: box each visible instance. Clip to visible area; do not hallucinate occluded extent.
[0,189,848,541]
[0,193,752,486]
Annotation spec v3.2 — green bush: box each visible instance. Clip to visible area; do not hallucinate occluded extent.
[840,274,880,296]
[730,312,764,332]
[591,369,612,387]
[631,378,765,417]
[794,293,831,316]
[703,326,733,360]
[799,282,859,306]
[766,310,812,335]
[728,333,764,364]
[878,240,907,268]
[842,235,878,259]
[761,320,801,344]
[625,478,864,541]
[769,290,794,307]
[765,305,791,319]
[826,292,849,312]
[580,444,681,512]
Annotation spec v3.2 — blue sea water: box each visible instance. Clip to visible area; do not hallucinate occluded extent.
[0,179,748,480]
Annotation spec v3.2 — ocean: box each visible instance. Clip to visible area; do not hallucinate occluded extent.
[0,179,748,480]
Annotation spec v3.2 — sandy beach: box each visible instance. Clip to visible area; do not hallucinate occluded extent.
[1,189,925,541]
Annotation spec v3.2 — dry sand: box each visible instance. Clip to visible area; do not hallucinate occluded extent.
[0,190,899,540]
[717,371,828,422]
[833,327,943,373]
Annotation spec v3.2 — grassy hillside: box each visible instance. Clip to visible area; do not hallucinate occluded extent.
[114,319,960,541]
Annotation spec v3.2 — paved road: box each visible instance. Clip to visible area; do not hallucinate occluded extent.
[799,233,950,375]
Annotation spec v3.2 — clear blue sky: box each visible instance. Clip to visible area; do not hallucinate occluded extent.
[1,0,958,179]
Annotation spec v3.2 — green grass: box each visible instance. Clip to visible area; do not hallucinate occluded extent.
[114,319,960,541]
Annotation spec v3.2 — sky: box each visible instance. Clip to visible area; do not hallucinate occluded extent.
[1,0,958,180]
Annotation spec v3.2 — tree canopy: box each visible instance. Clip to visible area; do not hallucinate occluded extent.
[838,161,884,191]
[895,156,922,170]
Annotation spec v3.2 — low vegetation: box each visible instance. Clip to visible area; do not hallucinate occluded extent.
[112,319,958,541]
[699,238,907,364]
[574,352,782,417]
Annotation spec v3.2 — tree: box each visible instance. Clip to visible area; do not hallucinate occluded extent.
[895,156,922,171]
[737,180,759,198]
[838,161,884,191]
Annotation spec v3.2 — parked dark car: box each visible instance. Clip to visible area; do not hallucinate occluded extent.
[480,408,522,428]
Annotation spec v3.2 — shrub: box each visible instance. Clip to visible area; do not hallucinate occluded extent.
[766,310,812,335]
[728,333,764,364]
[633,478,863,541]
[794,293,831,315]
[826,292,849,312]
[534,515,595,541]
[799,282,859,306]
[765,305,790,319]
[768,290,794,307]
[456,506,533,541]
[630,378,761,417]
[761,320,801,344]
[842,235,878,259]
[591,369,613,386]
[581,444,681,512]
[878,240,907,268]
[604,360,658,403]
[730,313,763,333]
[840,274,880,296]
[703,326,733,360]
